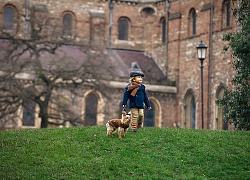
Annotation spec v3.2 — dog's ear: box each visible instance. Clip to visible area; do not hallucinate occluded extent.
[122,111,126,117]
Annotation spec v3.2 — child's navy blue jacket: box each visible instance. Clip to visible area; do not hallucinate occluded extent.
[122,84,151,109]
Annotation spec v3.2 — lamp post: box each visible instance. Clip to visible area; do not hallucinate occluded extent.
[109,1,114,49]
[196,41,207,129]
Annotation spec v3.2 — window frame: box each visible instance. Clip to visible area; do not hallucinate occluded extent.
[3,5,15,31]
[184,90,196,129]
[222,0,231,28]
[62,11,75,37]
[189,8,197,36]
[84,93,98,126]
[22,100,36,127]
[161,17,166,43]
[118,17,130,41]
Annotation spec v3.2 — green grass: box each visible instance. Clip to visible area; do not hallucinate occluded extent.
[0,127,249,180]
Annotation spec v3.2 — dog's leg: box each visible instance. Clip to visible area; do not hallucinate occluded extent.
[119,127,125,138]
[118,127,122,138]
[106,122,110,137]
[112,128,117,137]
[107,129,113,137]
[124,128,128,137]
[106,122,115,137]
[122,128,125,137]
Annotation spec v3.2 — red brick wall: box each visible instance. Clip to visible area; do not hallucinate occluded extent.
[0,0,235,129]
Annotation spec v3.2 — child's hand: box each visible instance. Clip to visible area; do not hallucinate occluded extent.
[148,107,152,110]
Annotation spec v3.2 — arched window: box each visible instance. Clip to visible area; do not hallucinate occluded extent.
[84,93,98,126]
[190,96,196,128]
[184,90,196,129]
[215,86,228,130]
[161,18,166,43]
[144,102,155,127]
[118,17,129,40]
[222,0,231,27]
[141,7,155,18]
[22,100,35,126]
[3,6,15,30]
[189,8,196,36]
[62,13,73,36]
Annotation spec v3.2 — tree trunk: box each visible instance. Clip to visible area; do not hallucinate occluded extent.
[39,106,49,128]
[40,114,48,128]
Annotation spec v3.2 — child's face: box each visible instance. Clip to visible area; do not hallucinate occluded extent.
[134,76,143,84]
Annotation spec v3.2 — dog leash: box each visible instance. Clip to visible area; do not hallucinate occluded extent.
[122,108,131,115]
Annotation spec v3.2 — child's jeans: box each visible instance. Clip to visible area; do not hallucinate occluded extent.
[130,108,144,131]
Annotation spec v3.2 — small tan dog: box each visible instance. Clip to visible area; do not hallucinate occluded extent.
[106,111,131,138]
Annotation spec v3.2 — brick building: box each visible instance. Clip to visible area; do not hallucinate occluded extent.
[0,0,234,130]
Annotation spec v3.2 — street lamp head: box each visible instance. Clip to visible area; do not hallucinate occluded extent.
[196,41,207,60]
[109,1,114,10]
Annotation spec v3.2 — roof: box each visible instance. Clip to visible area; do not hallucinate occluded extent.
[0,39,168,85]
[107,49,166,83]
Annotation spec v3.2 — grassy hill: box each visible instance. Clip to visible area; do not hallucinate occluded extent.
[0,126,249,179]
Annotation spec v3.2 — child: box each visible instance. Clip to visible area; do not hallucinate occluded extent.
[122,70,152,132]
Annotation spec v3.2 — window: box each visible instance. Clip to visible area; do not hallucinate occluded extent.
[62,13,73,36]
[190,96,196,128]
[223,0,231,27]
[3,6,15,30]
[141,7,155,18]
[215,86,228,130]
[118,17,129,40]
[144,102,155,127]
[161,18,166,43]
[184,90,196,129]
[84,93,98,126]
[189,8,196,35]
[22,100,35,126]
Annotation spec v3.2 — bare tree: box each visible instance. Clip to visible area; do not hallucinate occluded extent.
[0,6,110,129]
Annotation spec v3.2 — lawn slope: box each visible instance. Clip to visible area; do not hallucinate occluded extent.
[0,127,249,179]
